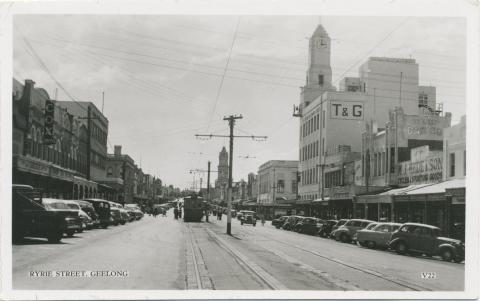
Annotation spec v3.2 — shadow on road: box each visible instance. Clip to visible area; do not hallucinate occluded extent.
[13,237,69,245]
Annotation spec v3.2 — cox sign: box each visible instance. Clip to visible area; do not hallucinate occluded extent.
[330,101,364,120]
[43,100,55,145]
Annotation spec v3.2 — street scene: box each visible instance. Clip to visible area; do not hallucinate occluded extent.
[10,14,467,291]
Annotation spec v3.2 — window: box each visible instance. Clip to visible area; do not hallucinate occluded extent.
[318,74,324,85]
[419,93,428,107]
[291,180,297,194]
[450,153,456,177]
[322,110,326,128]
[277,180,284,193]
[464,150,466,176]
[107,167,113,177]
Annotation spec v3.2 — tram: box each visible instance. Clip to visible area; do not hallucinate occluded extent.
[183,195,205,222]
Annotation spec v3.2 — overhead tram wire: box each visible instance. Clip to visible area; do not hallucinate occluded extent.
[205,17,242,131]
[32,34,466,87]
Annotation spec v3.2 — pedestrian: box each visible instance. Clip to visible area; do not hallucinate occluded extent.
[178,207,182,219]
[217,210,222,220]
[174,207,179,220]
[261,215,265,226]
[162,208,166,217]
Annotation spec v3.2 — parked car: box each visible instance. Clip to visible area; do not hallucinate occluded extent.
[63,200,92,232]
[332,219,375,243]
[317,219,338,237]
[110,207,122,226]
[76,200,100,228]
[295,217,324,235]
[84,198,111,228]
[125,204,144,220]
[240,213,257,226]
[356,222,402,249]
[330,219,348,235]
[124,207,136,222]
[282,216,303,231]
[42,198,82,237]
[272,216,289,228]
[12,184,66,243]
[119,208,130,225]
[388,223,465,263]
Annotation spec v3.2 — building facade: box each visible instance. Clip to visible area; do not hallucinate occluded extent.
[103,145,135,204]
[12,79,97,199]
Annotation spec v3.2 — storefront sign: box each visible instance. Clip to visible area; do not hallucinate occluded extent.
[330,100,364,120]
[403,115,446,141]
[50,165,74,182]
[14,155,50,176]
[43,99,56,145]
[397,155,443,185]
[354,160,363,186]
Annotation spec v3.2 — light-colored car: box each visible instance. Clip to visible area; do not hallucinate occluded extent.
[332,219,375,243]
[356,222,402,249]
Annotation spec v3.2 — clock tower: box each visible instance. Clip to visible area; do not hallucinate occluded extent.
[301,24,334,107]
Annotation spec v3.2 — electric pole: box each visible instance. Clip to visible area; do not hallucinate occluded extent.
[195,114,267,235]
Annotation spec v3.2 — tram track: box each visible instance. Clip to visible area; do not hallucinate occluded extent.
[237,225,435,291]
[185,223,214,289]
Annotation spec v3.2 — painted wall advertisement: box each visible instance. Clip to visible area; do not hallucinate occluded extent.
[397,154,443,185]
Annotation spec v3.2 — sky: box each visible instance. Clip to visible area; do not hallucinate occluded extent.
[13,15,466,189]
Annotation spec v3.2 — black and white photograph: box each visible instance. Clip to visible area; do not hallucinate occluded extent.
[0,0,478,300]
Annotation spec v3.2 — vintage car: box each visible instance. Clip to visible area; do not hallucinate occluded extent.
[282,216,303,231]
[329,219,348,236]
[125,204,144,220]
[12,184,66,243]
[64,200,94,232]
[295,217,324,235]
[237,210,256,221]
[317,219,338,237]
[240,213,257,226]
[356,222,402,249]
[388,223,465,263]
[76,200,100,228]
[84,198,111,228]
[332,219,375,243]
[42,198,82,237]
[272,216,289,229]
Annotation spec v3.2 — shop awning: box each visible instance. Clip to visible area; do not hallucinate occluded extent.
[379,184,433,195]
[402,179,465,195]
[312,198,330,205]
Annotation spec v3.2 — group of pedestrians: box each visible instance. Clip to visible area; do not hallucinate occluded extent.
[211,208,223,220]
[173,206,182,220]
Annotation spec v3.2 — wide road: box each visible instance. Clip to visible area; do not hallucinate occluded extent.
[12,211,464,290]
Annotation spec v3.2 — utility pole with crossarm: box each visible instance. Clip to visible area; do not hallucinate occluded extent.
[195,114,267,235]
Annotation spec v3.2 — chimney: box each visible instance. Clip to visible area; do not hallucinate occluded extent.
[114,145,122,156]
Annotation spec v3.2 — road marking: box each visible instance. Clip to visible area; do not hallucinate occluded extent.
[205,228,287,290]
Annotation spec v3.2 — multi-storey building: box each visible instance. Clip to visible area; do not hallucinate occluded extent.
[257,160,298,219]
[12,79,97,199]
[104,145,135,204]
[297,24,443,208]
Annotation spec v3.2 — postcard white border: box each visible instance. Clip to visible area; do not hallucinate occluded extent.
[1,0,478,300]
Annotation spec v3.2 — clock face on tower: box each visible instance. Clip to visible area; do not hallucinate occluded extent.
[315,38,328,49]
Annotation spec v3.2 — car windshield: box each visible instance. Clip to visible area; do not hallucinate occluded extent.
[366,223,377,230]
[66,203,80,210]
[45,202,69,210]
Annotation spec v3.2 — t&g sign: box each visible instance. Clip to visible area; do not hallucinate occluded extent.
[330,101,364,120]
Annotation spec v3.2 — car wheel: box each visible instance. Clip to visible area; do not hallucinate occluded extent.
[367,241,377,249]
[340,233,349,243]
[77,228,83,233]
[47,231,63,243]
[395,241,407,255]
[241,221,243,225]
[253,223,256,227]
[101,223,108,229]
[441,248,454,262]
[453,256,463,263]
[66,230,75,237]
